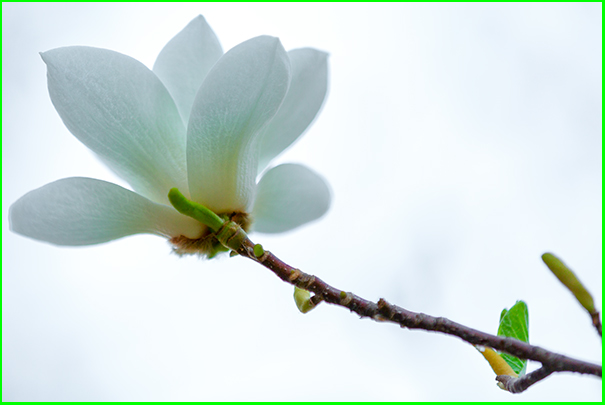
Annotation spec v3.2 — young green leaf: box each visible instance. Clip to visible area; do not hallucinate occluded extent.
[497,300,529,376]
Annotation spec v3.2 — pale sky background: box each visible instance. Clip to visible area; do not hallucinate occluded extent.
[2,2,602,401]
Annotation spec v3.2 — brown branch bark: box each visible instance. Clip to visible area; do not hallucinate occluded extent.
[233,236,602,389]
[591,311,602,337]
[496,367,554,394]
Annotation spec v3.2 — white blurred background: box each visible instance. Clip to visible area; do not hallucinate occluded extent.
[2,3,601,401]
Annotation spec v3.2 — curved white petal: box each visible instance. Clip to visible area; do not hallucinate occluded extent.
[153,15,223,124]
[9,178,203,246]
[42,46,188,205]
[257,48,329,172]
[251,164,331,233]
[187,36,291,213]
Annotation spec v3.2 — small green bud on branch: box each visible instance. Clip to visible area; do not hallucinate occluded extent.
[294,286,317,313]
[542,253,596,313]
[542,253,601,336]
[253,244,265,258]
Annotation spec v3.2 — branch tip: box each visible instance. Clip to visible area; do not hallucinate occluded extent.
[496,367,554,394]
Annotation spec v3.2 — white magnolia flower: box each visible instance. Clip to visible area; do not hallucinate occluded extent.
[9,16,331,257]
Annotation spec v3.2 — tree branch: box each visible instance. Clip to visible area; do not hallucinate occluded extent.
[232,235,602,385]
[496,367,554,393]
[591,311,602,337]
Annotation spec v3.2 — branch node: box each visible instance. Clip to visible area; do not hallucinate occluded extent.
[339,291,352,306]
[288,269,302,282]
[372,314,390,322]
[496,367,555,394]
[495,375,517,392]
[377,298,389,311]
[252,244,269,262]
[309,293,325,307]
[302,275,316,290]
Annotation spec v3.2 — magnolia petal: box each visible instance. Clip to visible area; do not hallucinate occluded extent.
[251,164,331,233]
[257,48,329,172]
[186,36,291,214]
[9,177,203,246]
[42,46,188,205]
[153,15,223,124]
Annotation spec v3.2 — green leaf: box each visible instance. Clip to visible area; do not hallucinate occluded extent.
[497,300,529,376]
